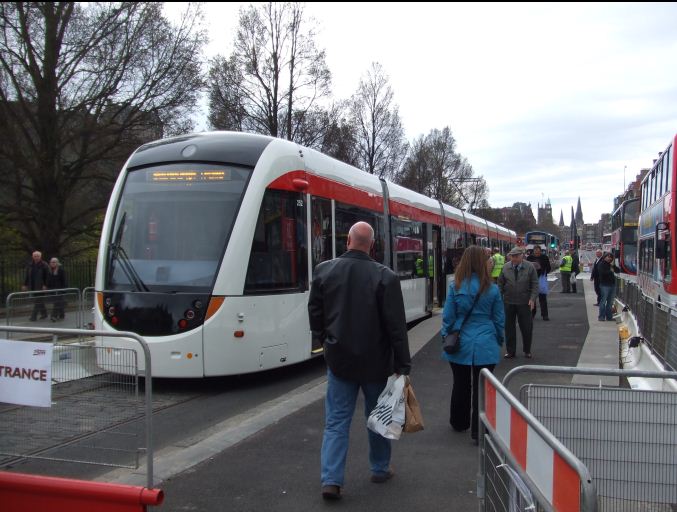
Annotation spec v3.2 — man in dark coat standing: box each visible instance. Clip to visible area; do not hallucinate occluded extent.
[22,250,49,321]
[308,221,411,501]
[590,249,603,305]
[498,246,539,358]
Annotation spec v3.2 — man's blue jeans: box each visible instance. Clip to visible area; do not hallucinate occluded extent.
[599,284,615,320]
[321,370,391,487]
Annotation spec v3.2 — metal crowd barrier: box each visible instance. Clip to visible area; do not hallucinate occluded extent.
[478,368,596,512]
[81,286,96,329]
[5,288,83,332]
[496,365,677,512]
[0,325,155,489]
[615,276,677,371]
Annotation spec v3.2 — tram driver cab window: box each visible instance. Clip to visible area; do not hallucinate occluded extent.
[244,188,307,293]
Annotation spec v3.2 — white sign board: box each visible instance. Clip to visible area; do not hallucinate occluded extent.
[0,339,53,407]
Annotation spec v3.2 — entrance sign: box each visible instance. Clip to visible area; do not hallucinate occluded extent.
[0,339,53,407]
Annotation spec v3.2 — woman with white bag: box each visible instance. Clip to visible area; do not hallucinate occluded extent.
[440,245,505,444]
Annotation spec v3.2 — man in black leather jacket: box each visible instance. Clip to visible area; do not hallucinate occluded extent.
[308,221,411,501]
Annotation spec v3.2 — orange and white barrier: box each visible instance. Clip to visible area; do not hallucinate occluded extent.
[480,370,595,512]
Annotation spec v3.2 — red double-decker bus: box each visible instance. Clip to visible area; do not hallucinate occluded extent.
[611,197,639,274]
[638,133,677,305]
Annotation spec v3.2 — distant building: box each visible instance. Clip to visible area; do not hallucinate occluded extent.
[537,199,554,225]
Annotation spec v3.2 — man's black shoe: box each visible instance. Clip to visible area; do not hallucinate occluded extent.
[322,485,341,500]
[370,469,394,483]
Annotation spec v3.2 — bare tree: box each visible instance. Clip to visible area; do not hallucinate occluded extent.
[350,62,408,178]
[0,2,206,257]
[395,127,488,208]
[208,2,331,141]
[395,135,430,192]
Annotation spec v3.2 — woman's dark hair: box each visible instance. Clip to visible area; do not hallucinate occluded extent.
[454,245,492,295]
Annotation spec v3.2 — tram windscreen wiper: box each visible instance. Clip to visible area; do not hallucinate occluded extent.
[109,212,149,292]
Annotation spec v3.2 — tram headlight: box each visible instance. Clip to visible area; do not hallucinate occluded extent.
[108,306,116,317]
[185,309,195,320]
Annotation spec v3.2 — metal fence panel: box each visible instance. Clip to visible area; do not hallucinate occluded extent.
[482,434,545,512]
[615,276,677,371]
[5,289,83,336]
[0,326,154,488]
[0,344,142,469]
[522,384,677,509]
[0,260,96,305]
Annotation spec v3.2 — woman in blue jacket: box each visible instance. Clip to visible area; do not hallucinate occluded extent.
[440,245,505,443]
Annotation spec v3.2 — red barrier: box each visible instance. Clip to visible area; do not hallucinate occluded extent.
[0,471,164,512]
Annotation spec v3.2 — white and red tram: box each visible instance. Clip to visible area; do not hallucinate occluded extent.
[94,132,515,377]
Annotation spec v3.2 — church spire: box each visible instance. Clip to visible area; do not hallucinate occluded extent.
[575,197,584,225]
[558,209,565,227]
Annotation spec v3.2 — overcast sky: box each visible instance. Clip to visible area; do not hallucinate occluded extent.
[165,2,677,225]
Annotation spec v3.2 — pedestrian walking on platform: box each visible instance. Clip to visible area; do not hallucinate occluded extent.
[498,246,539,359]
[47,257,67,321]
[308,221,411,501]
[526,245,551,320]
[571,250,581,293]
[590,249,603,305]
[559,249,573,293]
[597,252,620,321]
[22,250,49,321]
[440,246,505,444]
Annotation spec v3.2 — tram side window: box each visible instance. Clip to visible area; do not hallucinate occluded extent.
[311,196,333,269]
[244,189,307,293]
[334,202,385,263]
[391,217,424,279]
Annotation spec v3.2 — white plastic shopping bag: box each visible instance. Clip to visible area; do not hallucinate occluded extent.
[367,374,406,440]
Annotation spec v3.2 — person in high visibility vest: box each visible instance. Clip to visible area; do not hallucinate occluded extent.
[490,248,504,283]
[415,255,434,277]
[560,249,573,293]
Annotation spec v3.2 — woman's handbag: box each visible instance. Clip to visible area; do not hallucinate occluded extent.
[538,274,549,295]
[442,293,480,355]
[367,374,406,440]
[403,378,424,433]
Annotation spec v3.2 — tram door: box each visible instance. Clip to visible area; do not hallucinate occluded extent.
[432,226,443,308]
[424,224,439,312]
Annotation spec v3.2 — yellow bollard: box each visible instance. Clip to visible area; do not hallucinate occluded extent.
[618,324,630,340]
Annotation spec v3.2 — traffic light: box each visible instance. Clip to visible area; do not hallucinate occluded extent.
[550,241,556,248]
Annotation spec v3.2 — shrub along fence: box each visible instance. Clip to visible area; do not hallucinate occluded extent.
[0,260,96,306]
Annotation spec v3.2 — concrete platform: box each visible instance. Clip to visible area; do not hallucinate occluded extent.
[93,274,621,511]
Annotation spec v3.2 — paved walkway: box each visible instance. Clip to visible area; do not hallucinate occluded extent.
[92,277,619,511]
